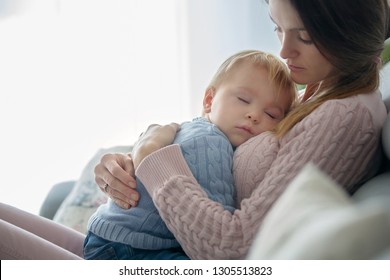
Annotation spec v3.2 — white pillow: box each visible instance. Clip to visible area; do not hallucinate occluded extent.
[247,163,390,259]
[53,145,132,234]
[380,61,390,110]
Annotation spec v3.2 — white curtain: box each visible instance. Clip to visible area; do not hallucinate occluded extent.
[0,0,279,214]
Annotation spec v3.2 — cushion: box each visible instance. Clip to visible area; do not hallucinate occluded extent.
[53,145,132,234]
[353,172,390,207]
[39,181,75,220]
[380,62,390,160]
[246,163,390,260]
[382,113,390,160]
[380,61,390,110]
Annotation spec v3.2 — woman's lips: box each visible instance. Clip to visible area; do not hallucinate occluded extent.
[288,64,305,72]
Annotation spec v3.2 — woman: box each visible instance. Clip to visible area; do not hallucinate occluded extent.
[95,0,390,260]
[0,0,389,260]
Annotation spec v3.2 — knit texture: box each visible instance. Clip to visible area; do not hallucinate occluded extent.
[88,117,235,250]
[136,90,387,259]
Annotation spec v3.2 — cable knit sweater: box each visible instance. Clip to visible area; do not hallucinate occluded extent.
[135,90,387,259]
[87,117,235,250]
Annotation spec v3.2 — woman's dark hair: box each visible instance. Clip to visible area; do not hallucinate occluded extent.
[265,0,390,136]
[289,0,390,85]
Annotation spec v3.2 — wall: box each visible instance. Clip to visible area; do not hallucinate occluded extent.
[181,0,280,117]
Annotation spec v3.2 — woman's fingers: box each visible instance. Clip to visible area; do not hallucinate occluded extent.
[94,123,180,209]
[94,153,139,209]
[103,154,136,188]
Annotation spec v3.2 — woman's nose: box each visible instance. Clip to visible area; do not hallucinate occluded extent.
[279,33,298,60]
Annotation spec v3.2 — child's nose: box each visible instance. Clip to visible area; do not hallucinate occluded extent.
[246,112,259,123]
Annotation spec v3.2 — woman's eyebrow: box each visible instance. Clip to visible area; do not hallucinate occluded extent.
[268,13,307,32]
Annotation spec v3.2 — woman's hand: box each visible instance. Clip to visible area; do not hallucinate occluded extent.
[94,122,180,209]
[94,153,139,209]
[132,123,181,168]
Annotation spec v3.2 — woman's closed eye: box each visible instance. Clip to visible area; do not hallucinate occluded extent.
[298,30,313,45]
[274,24,313,45]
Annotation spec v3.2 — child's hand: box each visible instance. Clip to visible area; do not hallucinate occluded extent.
[132,122,181,168]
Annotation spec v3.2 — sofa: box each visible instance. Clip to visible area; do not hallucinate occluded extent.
[40,61,390,259]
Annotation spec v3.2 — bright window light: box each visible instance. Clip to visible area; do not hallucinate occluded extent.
[0,0,279,214]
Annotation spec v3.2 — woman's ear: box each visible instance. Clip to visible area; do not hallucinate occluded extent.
[203,87,215,113]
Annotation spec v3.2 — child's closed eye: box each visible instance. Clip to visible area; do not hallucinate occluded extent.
[238,97,250,104]
[265,109,283,120]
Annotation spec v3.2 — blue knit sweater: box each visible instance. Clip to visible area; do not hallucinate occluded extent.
[87,117,235,250]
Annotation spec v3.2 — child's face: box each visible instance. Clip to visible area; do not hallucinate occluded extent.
[203,63,292,147]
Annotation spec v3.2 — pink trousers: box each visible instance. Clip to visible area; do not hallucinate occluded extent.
[0,202,84,259]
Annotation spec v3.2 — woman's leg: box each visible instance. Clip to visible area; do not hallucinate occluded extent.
[0,202,84,259]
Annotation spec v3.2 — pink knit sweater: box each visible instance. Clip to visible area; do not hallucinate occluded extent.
[136,90,387,260]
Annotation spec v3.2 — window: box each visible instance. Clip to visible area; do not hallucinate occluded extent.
[0,0,189,213]
[0,0,279,214]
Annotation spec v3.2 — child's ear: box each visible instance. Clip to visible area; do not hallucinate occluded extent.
[203,87,215,113]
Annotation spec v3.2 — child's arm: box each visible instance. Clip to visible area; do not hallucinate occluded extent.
[178,131,236,212]
[136,100,380,259]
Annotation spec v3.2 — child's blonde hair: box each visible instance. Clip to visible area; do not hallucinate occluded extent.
[204,50,298,124]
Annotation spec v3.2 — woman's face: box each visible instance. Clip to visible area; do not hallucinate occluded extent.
[268,0,335,85]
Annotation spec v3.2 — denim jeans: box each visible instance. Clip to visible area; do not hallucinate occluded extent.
[83,232,190,260]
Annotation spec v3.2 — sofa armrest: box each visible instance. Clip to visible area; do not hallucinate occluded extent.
[39,181,76,220]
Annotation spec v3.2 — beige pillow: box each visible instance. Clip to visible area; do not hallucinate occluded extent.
[247,163,390,259]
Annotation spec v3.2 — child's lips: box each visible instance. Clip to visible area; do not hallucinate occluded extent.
[237,125,254,135]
